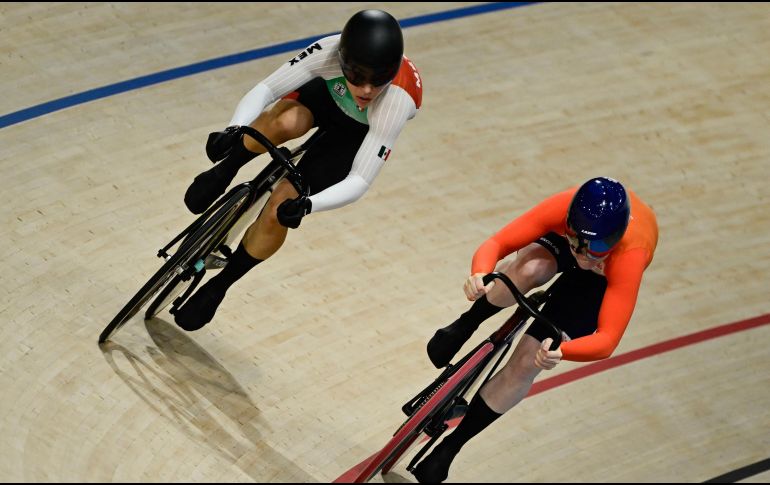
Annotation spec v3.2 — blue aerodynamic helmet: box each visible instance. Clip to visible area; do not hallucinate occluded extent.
[566,177,631,255]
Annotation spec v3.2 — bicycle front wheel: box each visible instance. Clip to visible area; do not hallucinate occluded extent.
[352,342,495,482]
[144,272,195,321]
[99,252,187,344]
[98,185,254,343]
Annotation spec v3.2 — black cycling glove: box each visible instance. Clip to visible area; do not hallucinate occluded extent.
[277,196,312,229]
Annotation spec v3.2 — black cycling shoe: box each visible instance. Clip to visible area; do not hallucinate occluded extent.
[173,283,226,331]
[426,318,475,369]
[411,441,458,484]
[183,165,235,215]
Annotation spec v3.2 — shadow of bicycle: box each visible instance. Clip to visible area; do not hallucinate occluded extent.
[100,317,314,481]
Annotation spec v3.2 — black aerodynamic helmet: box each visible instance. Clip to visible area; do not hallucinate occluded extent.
[338,9,404,87]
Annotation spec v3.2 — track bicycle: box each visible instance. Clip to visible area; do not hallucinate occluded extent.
[98,126,323,344]
[348,271,563,482]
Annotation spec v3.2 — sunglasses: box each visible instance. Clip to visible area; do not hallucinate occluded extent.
[565,229,611,261]
[339,53,395,88]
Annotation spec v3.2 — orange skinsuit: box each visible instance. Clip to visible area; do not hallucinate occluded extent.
[471,187,658,361]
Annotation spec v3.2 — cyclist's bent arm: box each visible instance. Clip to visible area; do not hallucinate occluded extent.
[471,190,574,273]
[560,249,648,361]
[308,86,416,213]
[229,35,343,126]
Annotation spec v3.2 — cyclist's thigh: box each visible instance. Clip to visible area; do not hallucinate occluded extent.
[255,99,314,133]
[488,243,558,306]
[245,77,330,152]
[525,267,608,342]
[499,243,558,284]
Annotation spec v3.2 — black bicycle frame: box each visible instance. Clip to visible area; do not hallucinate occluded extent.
[156,126,321,259]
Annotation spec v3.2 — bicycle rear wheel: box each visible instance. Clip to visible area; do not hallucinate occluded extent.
[352,342,495,482]
[98,185,254,343]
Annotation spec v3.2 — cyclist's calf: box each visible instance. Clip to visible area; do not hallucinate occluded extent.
[479,334,543,413]
[242,179,299,260]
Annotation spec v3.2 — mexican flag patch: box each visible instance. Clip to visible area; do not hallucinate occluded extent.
[378,145,392,161]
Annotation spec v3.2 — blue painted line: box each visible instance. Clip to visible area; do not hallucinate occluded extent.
[400,1,535,27]
[0,2,537,129]
[0,36,321,129]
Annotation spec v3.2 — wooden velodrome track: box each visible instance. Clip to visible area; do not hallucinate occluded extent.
[1,2,768,482]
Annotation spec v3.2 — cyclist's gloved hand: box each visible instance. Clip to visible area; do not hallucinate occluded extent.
[277,196,312,229]
[206,125,242,163]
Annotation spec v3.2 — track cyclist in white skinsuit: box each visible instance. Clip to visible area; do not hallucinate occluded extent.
[174,10,423,331]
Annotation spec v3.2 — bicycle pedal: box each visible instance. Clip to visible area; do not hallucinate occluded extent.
[424,421,448,439]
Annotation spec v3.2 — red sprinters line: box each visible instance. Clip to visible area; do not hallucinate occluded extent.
[528,312,770,396]
[334,313,770,483]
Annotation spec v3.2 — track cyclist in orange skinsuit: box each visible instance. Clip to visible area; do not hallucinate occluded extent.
[413,177,659,483]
